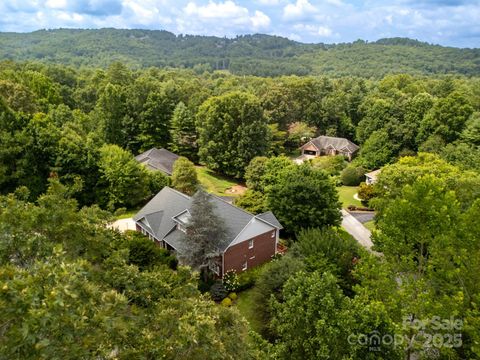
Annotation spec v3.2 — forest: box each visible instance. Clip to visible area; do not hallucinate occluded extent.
[0,59,479,359]
[0,29,479,77]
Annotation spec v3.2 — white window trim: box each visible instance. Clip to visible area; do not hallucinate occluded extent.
[248,239,254,249]
[242,261,248,271]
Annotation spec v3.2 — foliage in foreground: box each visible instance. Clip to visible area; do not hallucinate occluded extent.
[0,181,262,359]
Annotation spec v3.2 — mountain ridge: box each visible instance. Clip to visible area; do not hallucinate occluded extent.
[1,28,478,77]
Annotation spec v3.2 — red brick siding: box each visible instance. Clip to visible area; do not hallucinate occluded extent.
[223,229,276,274]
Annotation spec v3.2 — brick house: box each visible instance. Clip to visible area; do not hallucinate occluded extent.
[299,135,359,161]
[133,187,283,276]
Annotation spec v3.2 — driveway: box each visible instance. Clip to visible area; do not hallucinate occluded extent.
[341,209,374,251]
[349,211,375,224]
[109,218,136,232]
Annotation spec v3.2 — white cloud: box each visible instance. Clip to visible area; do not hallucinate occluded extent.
[45,0,67,9]
[251,10,271,29]
[293,23,334,37]
[317,25,332,36]
[257,0,280,5]
[184,1,248,20]
[182,1,270,32]
[283,0,317,20]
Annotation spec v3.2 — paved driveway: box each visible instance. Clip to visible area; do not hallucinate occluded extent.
[349,211,375,224]
[341,209,374,251]
[109,218,136,232]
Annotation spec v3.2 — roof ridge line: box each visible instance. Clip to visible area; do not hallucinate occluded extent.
[203,191,255,218]
[165,186,192,200]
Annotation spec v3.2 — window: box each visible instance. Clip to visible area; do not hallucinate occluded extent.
[248,239,254,249]
[242,261,247,271]
[271,231,275,238]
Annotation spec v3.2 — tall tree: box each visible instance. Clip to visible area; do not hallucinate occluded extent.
[169,102,197,160]
[265,164,341,236]
[197,91,269,178]
[171,157,199,195]
[97,144,150,209]
[96,83,126,146]
[179,191,226,274]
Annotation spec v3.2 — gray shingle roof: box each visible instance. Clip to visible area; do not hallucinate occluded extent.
[256,211,283,229]
[135,148,179,175]
[134,187,282,253]
[134,187,190,240]
[306,136,359,153]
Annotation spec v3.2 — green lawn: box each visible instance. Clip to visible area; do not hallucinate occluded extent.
[196,166,243,197]
[115,207,142,220]
[337,186,362,208]
[235,288,262,333]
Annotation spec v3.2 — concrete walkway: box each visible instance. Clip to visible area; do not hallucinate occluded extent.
[341,209,374,251]
[109,218,136,232]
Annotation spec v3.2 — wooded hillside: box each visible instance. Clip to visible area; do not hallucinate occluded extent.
[0,29,479,77]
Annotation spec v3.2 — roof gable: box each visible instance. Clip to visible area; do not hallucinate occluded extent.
[133,187,283,253]
[309,136,359,153]
[135,147,180,175]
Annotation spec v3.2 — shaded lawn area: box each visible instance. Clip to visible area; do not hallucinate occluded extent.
[196,166,244,197]
[337,186,362,208]
[115,207,142,220]
[235,288,262,333]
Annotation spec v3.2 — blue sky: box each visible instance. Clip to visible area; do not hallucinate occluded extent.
[1,0,479,47]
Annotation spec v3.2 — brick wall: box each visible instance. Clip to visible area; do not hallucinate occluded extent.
[223,229,276,274]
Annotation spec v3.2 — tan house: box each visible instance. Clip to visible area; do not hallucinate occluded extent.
[365,169,381,185]
[299,135,360,161]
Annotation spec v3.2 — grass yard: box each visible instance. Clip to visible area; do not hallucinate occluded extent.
[196,166,245,197]
[337,186,363,208]
[115,207,142,220]
[235,288,263,333]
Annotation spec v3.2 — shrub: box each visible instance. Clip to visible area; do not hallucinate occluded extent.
[234,190,265,214]
[347,205,372,211]
[341,165,366,186]
[223,270,240,292]
[126,232,177,270]
[358,182,377,205]
[221,297,232,307]
[198,270,216,293]
[253,255,305,339]
[210,281,228,301]
[228,292,237,300]
[311,155,347,176]
[147,170,170,194]
[236,266,263,291]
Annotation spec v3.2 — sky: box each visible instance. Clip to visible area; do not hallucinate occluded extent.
[0,0,479,47]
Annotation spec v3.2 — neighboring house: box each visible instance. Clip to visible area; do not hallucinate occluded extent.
[299,135,360,161]
[365,169,381,185]
[133,187,283,276]
[135,147,179,176]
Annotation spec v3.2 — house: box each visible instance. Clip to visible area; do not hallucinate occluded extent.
[299,135,359,161]
[365,169,381,185]
[135,147,179,176]
[133,187,283,276]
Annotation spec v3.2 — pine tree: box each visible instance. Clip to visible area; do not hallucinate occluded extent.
[169,102,197,160]
[179,191,226,277]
